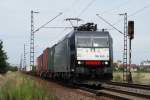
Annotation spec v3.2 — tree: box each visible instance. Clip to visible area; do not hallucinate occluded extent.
[0,40,8,73]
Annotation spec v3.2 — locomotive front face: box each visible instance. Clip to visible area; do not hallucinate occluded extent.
[74,31,113,80]
[76,31,110,67]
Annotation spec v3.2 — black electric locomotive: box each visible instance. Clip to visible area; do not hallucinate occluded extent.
[36,23,113,84]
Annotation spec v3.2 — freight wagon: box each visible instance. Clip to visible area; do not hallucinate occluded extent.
[36,23,113,83]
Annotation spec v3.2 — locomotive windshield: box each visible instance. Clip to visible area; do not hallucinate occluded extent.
[77,37,92,47]
[77,37,109,47]
[93,37,109,47]
[76,36,110,60]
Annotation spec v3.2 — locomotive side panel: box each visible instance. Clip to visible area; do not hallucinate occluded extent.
[48,46,55,72]
[69,32,76,72]
[54,38,70,72]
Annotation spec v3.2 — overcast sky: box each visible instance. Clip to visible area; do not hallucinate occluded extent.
[0,0,150,66]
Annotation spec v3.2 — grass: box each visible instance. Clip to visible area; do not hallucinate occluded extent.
[113,74,122,81]
[0,71,58,100]
[113,71,150,84]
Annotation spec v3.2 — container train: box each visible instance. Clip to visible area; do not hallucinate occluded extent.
[36,23,113,84]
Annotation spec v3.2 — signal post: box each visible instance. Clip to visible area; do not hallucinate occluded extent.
[127,21,134,83]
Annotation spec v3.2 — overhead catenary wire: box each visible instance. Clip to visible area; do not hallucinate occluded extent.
[49,27,71,46]
[43,26,72,29]
[129,3,150,17]
[112,3,150,26]
[85,0,132,30]
[42,0,81,31]
[96,14,124,35]
[77,0,96,17]
[34,12,63,33]
[101,0,131,15]
[60,0,84,26]
[62,0,81,14]
[60,0,95,27]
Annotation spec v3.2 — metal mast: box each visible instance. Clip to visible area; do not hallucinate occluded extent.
[120,13,128,81]
[23,44,26,71]
[20,54,23,70]
[30,10,38,71]
[30,10,34,71]
[96,13,130,82]
[30,11,61,71]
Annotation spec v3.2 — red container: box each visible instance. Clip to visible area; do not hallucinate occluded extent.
[36,55,43,75]
[43,48,49,71]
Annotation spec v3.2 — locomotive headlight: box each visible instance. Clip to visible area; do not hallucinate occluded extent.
[78,61,81,64]
[105,61,108,65]
[71,69,75,72]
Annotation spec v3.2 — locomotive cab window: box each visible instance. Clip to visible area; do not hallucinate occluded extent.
[93,37,109,47]
[77,37,92,47]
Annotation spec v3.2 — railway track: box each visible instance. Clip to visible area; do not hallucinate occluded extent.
[76,82,150,100]
[25,72,150,99]
[78,86,131,100]
[107,81,150,90]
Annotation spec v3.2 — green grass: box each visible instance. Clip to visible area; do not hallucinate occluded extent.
[113,74,122,81]
[0,72,58,100]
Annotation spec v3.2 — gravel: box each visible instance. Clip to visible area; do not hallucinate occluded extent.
[33,77,108,100]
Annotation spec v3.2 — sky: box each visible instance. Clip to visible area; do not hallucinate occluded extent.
[0,0,150,67]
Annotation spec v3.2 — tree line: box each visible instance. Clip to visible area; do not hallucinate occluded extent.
[0,40,18,74]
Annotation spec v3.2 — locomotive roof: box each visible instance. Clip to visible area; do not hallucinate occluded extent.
[66,30,110,38]
[52,30,111,48]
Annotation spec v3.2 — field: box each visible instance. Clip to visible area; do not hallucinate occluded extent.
[0,71,58,100]
[113,72,150,84]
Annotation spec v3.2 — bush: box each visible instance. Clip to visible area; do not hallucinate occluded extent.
[8,66,18,72]
[113,67,124,72]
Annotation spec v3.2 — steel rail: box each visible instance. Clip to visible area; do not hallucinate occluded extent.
[77,85,130,100]
[107,81,150,90]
